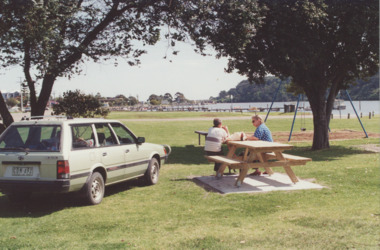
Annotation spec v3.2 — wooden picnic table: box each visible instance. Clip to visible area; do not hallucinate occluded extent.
[205,140,311,187]
[194,130,208,145]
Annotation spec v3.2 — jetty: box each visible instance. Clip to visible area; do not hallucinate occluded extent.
[109,105,297,113]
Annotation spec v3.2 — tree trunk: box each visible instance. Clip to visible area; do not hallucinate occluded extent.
[311,105,330,150]
[0,91,14,128]
[31,74,56,116]
[306,88,330,150]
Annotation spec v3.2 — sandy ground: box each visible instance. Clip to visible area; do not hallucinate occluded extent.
[274,130,380,152]
[273,129,379,142]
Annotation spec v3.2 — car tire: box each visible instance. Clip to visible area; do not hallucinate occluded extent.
[144,158,160,185]
[7,192,31,203]
[83,172,105,205]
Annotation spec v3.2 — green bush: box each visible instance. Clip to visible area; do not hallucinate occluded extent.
[53,90,109,118]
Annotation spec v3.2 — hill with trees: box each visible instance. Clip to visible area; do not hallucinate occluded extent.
[212,74,379,103]
[344,73,379,100]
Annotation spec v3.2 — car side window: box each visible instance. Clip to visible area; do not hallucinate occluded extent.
[95,123,117,147]
[71,125,94,149]
[110,123,135,145]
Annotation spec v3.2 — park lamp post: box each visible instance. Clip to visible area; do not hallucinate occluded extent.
[230,94,233,112]
[20,82,24,112]
[20,86,23,112]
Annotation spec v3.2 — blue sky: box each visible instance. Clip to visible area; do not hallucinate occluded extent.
[1,40,246,101]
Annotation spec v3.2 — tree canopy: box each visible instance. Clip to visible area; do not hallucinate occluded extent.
[213,77,296,103]
[147,92,187,105]
[347,73,379,100]
[0,0,182,124]
[181,0,379,150]
[1,0,378,151]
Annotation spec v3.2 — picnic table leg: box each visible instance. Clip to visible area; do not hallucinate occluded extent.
[283,166,299,183]
[216,146,237,178]
[247,151,256,162]
[257,153,274,175]
[216,163,228,178]
[235,165,249,187]
[274,152,299,183]
[198,134,201,145]
[243,148,249,161]
[226,145,237,158]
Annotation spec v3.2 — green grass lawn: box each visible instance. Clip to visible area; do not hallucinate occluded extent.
[0,112,379,249]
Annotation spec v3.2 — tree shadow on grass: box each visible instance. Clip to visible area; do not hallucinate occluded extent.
[0,178,147,218]
[167,145,210,165]
[288,145,376,162]
[167,144,375,165]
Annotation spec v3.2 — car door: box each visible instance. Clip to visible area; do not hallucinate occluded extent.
[110,122,149,178]
[94,123,127,183]
[69,124,100,188]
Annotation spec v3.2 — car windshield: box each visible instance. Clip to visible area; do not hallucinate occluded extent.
[0,125,61,152]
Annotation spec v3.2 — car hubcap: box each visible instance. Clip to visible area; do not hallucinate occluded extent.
[91,178,102,201]
[152,164,158,182]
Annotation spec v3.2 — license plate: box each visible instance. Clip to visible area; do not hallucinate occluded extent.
[12,167,33,176]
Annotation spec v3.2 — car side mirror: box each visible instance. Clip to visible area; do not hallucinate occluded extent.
[137,137,145,144]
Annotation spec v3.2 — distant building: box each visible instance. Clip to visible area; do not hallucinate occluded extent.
[2,91,20,100]
[48,100,59,107]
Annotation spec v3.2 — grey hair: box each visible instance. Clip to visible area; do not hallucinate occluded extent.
[213,118,222,127]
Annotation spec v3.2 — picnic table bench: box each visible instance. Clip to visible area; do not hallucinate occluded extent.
[205,140,312,187]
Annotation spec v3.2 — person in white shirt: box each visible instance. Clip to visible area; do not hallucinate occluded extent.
[204,118,230,172]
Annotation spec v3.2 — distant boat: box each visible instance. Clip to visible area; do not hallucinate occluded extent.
[333,99,346,110]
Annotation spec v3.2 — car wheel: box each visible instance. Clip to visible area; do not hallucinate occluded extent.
[84,172,105,205]
[7,192,31,203]
[144,158,160,185]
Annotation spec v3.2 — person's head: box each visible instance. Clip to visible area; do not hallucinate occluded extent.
[251,115,263,128]
[213,118,222,127]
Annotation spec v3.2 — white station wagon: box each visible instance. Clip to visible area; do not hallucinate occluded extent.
[0,116,170,205]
